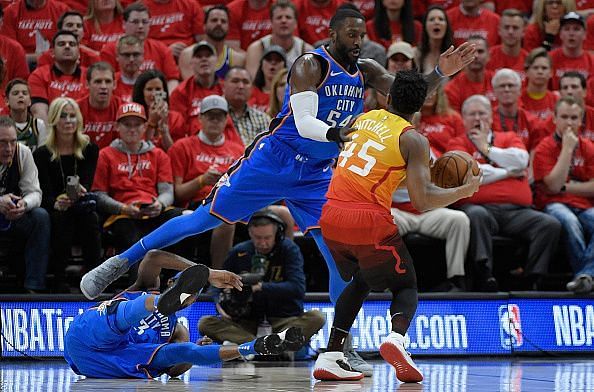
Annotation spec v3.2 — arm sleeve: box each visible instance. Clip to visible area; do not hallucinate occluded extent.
[96,191,123,215]
[488,147,529,170]
[18,146,42,210]
[479,163,509,185]
[91,149,110,192]
[289,90,331,142]
[261,241,306,300]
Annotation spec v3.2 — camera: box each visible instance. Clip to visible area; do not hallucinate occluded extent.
[218,255,268,320]
[154,90,167,103]
[66,175,81,201]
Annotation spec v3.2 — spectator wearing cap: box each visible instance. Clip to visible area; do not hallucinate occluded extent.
[33,98,101,291]
[226,0,272,51]
[386,41,417,73]
[487,9,528,79]
[550,12,594,90]
[178,5,246,81]
[91,102,186,276]
[447,0,500,48]
[248,45,287,113]
[77,62,123,149]
[223,67,271,145]
[245,0,313,80]
[168,95,244,268]
[29,31,89,124]
[99,2,181,92]
[0,7,29,92]
[0,116,49,293]
[113,35,144,103]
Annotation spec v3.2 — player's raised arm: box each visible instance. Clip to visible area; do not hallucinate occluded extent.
[401,130,480,212]
[131,250,198,290]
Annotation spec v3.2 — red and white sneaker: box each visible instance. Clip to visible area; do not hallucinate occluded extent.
[313,351,364,381]
[379,332,423,383]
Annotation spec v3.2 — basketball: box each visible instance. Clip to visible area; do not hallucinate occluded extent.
[431,150,480,188]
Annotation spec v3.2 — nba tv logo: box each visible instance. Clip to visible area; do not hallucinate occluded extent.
[498,304,523,349]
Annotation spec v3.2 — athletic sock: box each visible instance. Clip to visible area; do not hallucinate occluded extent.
[327,326,349,352]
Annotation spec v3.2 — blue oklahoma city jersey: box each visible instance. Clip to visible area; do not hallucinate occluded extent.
[117,291,178,344]
[273,46,365,160]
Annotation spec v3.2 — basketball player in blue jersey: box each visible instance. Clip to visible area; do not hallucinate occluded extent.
[80,7,476,373]
[65,250,304,379]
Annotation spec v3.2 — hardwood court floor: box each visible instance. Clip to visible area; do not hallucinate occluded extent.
[1,357,593,391]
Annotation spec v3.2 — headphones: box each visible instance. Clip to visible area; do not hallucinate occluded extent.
[248,209,286,244]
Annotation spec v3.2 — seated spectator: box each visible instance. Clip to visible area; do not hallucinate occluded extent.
[245,0,312,79]
[548,71,594,141]
[267,68,288,119]
[198,209,325,348]
[366,0,421,49]
[38,11,101,68]
[447,0,500,47]
[447,94,561,291]
[99,2,180,92]
[549,12,594,90]
[533,96,594,293]
[29,31,89,123]
[0,116,49,293]
[223,67,271,146]
[0,7,29,91]
[144,0,205,58]
[445,35,495,112]
[33,98,101,291]
[178,5,246,81]
[83,0,125,53]
[6,79,47,151]
[248,46,287,113]
[226,0,272,51]
[113,35,144,103]
[296,0,342,47]
[386,41,417,73]
[417,5,453,75]
[132,70,188,151]
[487,9,528,79]
[77,62,122,149]
[0,0,69,66]
[520,48,559,121]
[524,0,575,52]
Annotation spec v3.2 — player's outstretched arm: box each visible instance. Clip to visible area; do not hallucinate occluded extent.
[131,250,198,291]
[401,130,481,212]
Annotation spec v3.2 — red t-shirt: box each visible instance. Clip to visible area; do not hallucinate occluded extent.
[77,95,122,149]
[145,0,204,46]
[541,105,594,142]
[487,45,528,80]
[447,131,532,206]
[149,110,191,150]
[113,73,134,103]
[519,89,559,122]
[0,0,69,54]
[586,77,594,108]
[523,23,561,52]
[100,38,180,80]
[549,49,594,91]
[444,70,495,113]
[577,0,594,9]
[168,134,244,203]
[495,0,531,14]
[82,17,125,53]
[365,19,422,49]
[447,7,500,48]
[62,0,86,13]
[227,0,272,50]
[491,107,547,151]
[92,144,173,204]
[533,134,594,210]
[28,65,88,104]
[347,0,374,19]
[585,14,594,51]
[418,111,464,156]
[37,46,101,69]
[296,0,343,46]
[0,35,29,91]
[248,86,270,114]
[170,76,225,133]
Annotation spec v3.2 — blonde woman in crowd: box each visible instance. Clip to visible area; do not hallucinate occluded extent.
[267,68,288,119]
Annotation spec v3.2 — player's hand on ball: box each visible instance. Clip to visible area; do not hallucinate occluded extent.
[208,269,243,290]
[462,162,482,196]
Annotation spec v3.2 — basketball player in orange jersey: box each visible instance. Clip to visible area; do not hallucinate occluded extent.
[313,70,482,383]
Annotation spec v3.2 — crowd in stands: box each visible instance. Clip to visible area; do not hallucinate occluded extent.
[1,0,594,295]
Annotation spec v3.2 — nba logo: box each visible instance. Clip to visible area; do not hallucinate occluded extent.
[498,304,523,349]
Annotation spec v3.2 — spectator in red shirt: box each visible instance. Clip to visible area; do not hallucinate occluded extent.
[99,2,180,92]
[554,71,594,141]
[532,96,594,293]
[0,0,69,66]
[113,35,144,103]
[83,0,125,53]
[491,68,547,152]
[448,94,561,291]
[296,0,343,47]
[0,7,29,91]
[6,79,47,151]
[417,5,454,75]
[77,62,121,149]
[249,45,287,113]
[132,69,188,152]
[29,31,88,123]
[445,35,495,112]
[487,9,528,80]
[144,0,205,58]
[520,48,559,121]
[493,0,532,15]
[226,0,272,51]
[550,12,594,90]
[179,5,247,81]
[38,11,101,69]
[366,0,421,49]
[524,0,576,52]
[447,0,500,48]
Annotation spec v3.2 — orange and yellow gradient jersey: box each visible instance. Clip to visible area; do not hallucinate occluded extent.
[326,109,412,211]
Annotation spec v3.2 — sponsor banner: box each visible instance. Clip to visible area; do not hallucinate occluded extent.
[1,298,593,357]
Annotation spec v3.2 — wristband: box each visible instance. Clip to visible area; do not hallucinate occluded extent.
[325,127,342,143]
[434,65,445,78]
